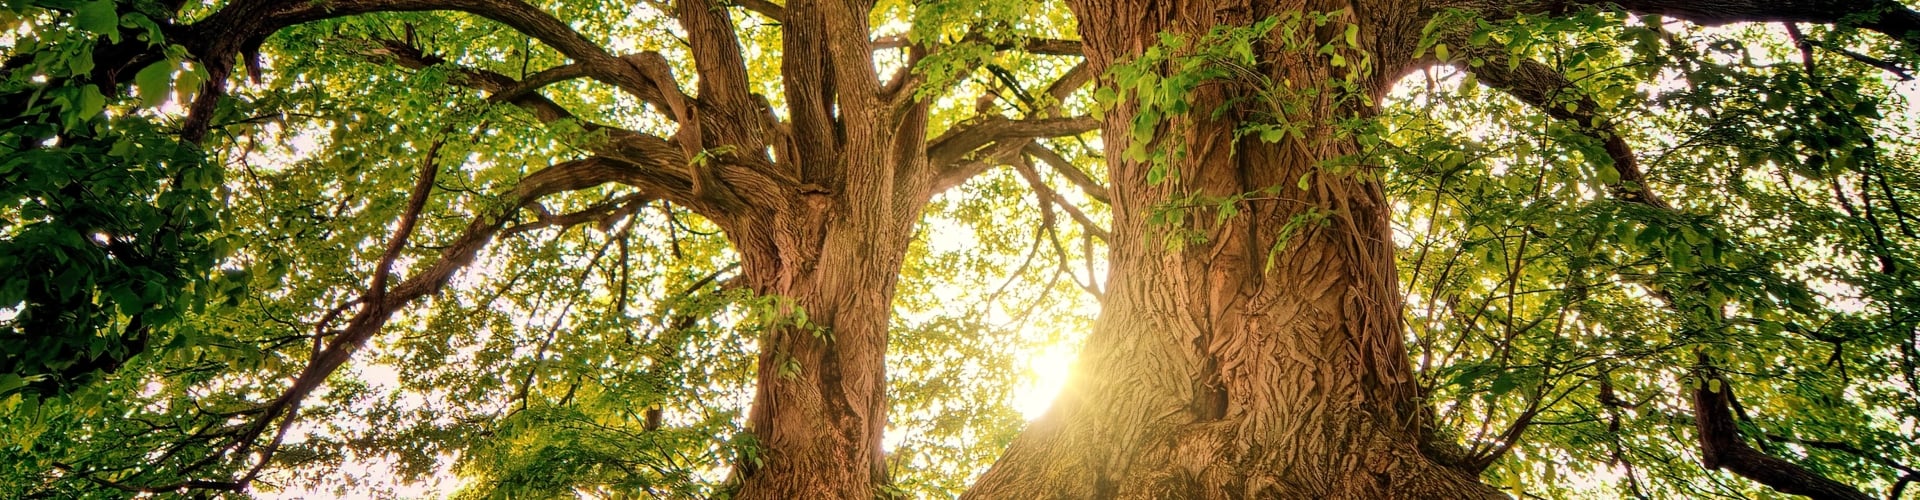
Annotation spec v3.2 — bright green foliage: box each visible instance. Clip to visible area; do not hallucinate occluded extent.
[4,0,1920,498]
[1108,13,1383,258]
[1,0,225,398]
[4,0,1097,497]
[1382,10,1920,498]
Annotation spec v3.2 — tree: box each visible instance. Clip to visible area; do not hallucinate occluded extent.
[971,0,1920,497]
[4,0,1920,498]
[7,0,1097,497]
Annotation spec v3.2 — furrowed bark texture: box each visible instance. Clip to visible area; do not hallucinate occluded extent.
[724,194,919,500]
[68,0,1920,494]
[969,1,1500,498]
[721,0,927,494]
[89,0,1099,492]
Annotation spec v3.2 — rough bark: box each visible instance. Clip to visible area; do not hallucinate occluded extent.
[968,1,1499,497]
[964,0,1920,495]
[48,0,1920,494]
[41,0,1093,494]
[721,198,921,499]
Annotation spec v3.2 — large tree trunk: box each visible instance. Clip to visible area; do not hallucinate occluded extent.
[969,1,1500,497]
[725,201,919,498]
[722,0,933,492]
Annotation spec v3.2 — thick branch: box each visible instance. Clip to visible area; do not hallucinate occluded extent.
[1455,46,1669,209]
[678,0,757,110]
[363,39,705,203]
[1024,142,1109,204]
[1467,0,1920,43]
[731,0,784,21]
[779,0,842,187]
[189,0,688,114]
[923,60,1094,192]
[926,116,1098,175]
[1691,354,1876,500]
[870,35,1084,56]
[675,0,778,201]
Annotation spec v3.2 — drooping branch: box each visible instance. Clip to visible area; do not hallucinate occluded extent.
[1690,354,1877,500]
[1011,152,1110,242]
[362,38,727,210]
[1454,44,1670,208]
[175,0,693,140]
[161,155,689,493]
[1473,46,1891,490]
[1461,0,1920,43]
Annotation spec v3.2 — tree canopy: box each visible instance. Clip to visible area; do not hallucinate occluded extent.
[4,0,1920,497]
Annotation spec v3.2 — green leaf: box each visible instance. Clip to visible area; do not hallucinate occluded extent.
[1489,370,1520,396]
[174,65,205,102]
[73,0,119,35]
[134,60,172,107]
[67,45,97,76]
[0,374,25,397]
[76,85,106,120]
[1596,164,1619,185]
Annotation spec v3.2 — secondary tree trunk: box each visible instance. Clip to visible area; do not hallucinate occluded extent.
[719,0,935,491]
[969,1,1500,497]
[724,199,919,498]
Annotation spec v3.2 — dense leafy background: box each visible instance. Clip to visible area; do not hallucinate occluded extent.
[3,0,1919,498]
